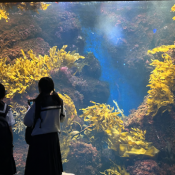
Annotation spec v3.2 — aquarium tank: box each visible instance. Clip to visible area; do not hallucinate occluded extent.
[1,1,175,175]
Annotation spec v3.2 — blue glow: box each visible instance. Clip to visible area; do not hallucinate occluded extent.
[95,16,123,46]
[105,26,123,46]
[82,27,142,116]
[153,28,157,33]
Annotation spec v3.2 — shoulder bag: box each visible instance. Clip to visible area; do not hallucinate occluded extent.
[25,102,39,145]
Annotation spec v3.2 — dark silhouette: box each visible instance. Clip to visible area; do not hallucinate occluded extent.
[24,77,66,175]
[0,83,16,175]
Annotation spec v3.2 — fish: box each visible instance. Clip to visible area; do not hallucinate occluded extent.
[153,28,157,33]
[70,130,80,136]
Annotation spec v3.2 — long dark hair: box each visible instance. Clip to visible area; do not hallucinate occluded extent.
[0,83,6,109]
[0,83,6,99]
[35,77,63,119]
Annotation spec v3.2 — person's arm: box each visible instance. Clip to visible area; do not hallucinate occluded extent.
[9,126,14,155]
[9,126,13,142]
[6,108,15,143]
[60,105,66,122]
[23,102,36,127]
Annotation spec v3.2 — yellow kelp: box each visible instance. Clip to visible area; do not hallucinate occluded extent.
[107,127,159,157]
[100,166,129,175]
[60,134,71,164]
[147,45,175,54]
[40,2,50,10]
[79,101,123,148]
[57,93,80,163]
[17,2,50,12]
[146,53,175,116]
[80,101,124,133]
[0,2,50,22]
[113,100,126,119]
[172,4,175,11]
[0,45,84,98]
[48,45,85,69]
[11,102,27,134]
[171,4,175,20]
[0,9,9,22]
[80,101,159,157]
[58,93,78,128]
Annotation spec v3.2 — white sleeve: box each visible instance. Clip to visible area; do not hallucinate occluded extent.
[23,102,36,127]
[6,108,15,126]
[60,106,66,123]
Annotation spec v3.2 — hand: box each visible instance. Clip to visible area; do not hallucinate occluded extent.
[26,105,30,110]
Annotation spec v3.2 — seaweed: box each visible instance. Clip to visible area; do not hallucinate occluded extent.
[0,2,51,22]
[146,52,175,116]
[171,4,175,20]
[0,45,84,98]
[79,101,159,157]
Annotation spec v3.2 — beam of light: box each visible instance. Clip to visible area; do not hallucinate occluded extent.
[82,27,142,116]
[95,17,123,46]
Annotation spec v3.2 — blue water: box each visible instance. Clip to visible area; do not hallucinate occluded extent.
[82,27,142,116]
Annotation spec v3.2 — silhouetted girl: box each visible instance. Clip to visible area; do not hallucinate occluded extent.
[24,77,66,175]
[0,83,16,175]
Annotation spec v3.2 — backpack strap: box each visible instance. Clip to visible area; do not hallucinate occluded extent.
[34,98,64,130]
[0,103,10,118]
[41,106,61,111]
[32,101,40,129]
[5,105,10,117]
[60,100,65,118]
[59,100,65,134]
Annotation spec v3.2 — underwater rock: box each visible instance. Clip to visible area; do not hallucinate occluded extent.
[161,163,175,175]
[127,160,166,175]
[35,7,81,49]
[0,18,42,49]
[124,97,175,166]
[149,110,175,158]
[13,140,29,175]
[53,66,109,111]
[101,148,117,168]
[0,37,50,61]
[0,12,51,61]
[81,52,101,79]
[124,96,154,128]
[76,78,110,108]
[64,141,102,175]
[74,35,85,54]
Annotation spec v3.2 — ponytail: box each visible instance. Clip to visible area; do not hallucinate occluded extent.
[34,77,63,128]
[34,93,43,127]
[52,91,63,106]
[34,90,63,118]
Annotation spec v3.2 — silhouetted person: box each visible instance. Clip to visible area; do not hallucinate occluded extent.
[24,77,66,175]
[0,83,16,175]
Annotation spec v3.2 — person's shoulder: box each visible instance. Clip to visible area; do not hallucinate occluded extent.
[5,104,12,115]
[5,103,11,109]
[0,100,5,105]
[0,101,10,109]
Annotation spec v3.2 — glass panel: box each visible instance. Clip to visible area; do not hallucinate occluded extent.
[0,1,174,175]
